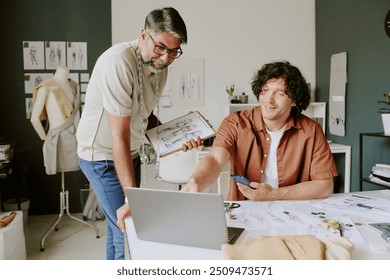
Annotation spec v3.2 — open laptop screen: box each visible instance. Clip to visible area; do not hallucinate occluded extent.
[125,188,243,250]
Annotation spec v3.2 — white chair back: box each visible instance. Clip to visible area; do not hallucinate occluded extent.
[158,149,199,189]
[217,170,230,200]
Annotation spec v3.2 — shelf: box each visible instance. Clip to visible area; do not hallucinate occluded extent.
[359,132,390,191]
[360,178,390,189]
[360,132,389,138]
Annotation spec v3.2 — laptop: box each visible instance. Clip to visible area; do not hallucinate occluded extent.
[125,188,244,250]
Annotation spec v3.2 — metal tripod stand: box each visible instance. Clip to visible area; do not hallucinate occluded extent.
[40,172,100,251]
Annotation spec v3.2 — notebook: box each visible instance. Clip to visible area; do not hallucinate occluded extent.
[125,188,244,250]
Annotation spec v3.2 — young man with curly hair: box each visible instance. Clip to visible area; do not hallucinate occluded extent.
[182,61,338,201]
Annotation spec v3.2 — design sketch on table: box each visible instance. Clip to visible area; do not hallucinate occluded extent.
[276,202,365,242]
[222,200,366,242]
[320,194,390,215]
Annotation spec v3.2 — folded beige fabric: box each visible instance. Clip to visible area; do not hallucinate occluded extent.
[221,234,354,260]
[321,237,354,260]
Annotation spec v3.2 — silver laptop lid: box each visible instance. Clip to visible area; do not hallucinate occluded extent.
[125,188,228,250]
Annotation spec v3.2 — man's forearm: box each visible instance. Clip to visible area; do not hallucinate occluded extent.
[242,178,334,201]
[109,114,137,190]
[184,149,228,192]
[113,143,137,189]
[279,179,334,200]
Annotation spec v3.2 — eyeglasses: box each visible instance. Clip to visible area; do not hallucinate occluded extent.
[148,33,183,59]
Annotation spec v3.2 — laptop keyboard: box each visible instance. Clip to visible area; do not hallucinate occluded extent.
[228,233,237,244]
[227,227,245,244]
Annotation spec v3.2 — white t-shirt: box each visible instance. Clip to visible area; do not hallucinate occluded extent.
[77,40,168,161]
[263,126,286,188]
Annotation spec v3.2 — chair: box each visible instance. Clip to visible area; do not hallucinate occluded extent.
[158,149,199,190]
[217,170,231,200]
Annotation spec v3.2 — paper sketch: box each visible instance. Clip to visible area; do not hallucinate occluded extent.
[146,111,215,157]
[225,200,365,242]
[163,57,204,107]
[24,73,53,93]
[23,41,45,70]
[67,42,88,70]
[45,41,66,69]
[25,98,33,119]
[68,72,79,84]
[319,194,390,216]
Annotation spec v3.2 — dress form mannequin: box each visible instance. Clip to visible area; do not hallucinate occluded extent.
[29,66,99,251]
[30,66,77,140]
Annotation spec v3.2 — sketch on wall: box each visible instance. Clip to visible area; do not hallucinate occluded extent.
[25,98,33,119]
[45,41,66,69]
[24,73,53,93]
[22,40,89,118]
[67,42,87,70]
[329,52,347,137]
[163,57,204,107]
[23,41,45,70]
[68,72,79,84]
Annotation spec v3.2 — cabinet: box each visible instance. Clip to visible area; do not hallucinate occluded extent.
[359,132,390,191]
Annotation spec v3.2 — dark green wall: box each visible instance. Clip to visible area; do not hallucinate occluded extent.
[0,0,112,214]
[316,0,390,192]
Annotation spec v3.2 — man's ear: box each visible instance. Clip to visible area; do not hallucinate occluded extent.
[140,28,147,41]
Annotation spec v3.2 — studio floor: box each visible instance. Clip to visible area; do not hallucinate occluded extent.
[24,213,107,260]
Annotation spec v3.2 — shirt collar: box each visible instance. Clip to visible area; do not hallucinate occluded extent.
[253,106,302,132]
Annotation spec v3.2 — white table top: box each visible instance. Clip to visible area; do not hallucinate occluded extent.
[125,190,390,260]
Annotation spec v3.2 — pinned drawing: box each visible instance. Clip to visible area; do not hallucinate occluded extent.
[45,41,66,69]
[25,98,33,119]
[146,111,215,157]
[163,57,204,107]
[67,42,87,70]
[24,73,53,93]
[23,41,45,70]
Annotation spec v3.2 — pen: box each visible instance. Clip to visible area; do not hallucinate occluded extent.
[381,232,390,243]
[356,203,386,211]
[352,194,371,199]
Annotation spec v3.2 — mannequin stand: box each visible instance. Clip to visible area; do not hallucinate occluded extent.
[40,172,100,251]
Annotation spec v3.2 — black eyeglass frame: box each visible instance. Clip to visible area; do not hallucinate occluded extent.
[148,33,183,59]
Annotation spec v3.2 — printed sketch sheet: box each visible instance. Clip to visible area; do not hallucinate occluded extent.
[146,111,215,157]
[225,200,365,242]
[318,193,390,216]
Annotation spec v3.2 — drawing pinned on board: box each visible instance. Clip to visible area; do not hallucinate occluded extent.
[23,41,45,70]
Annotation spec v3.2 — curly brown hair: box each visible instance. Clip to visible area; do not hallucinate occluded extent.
[251,61,311,116]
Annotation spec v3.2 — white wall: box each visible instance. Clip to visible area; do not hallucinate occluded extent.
[112,0,315,128]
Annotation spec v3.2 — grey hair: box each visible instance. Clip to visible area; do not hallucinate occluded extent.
[144,7,187,44]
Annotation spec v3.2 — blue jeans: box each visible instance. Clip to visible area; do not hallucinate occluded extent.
[77,156,140,260]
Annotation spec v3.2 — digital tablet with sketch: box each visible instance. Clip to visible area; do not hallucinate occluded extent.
[145,111,216,157]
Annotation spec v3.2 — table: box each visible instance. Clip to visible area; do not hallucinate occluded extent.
[125,190,390,260]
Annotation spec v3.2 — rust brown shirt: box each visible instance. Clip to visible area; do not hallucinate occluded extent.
[213,106,338,200]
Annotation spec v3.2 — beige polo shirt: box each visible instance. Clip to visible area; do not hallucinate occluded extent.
[77,40,167,161]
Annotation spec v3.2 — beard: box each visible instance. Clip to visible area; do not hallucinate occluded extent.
[141,51,170,73]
